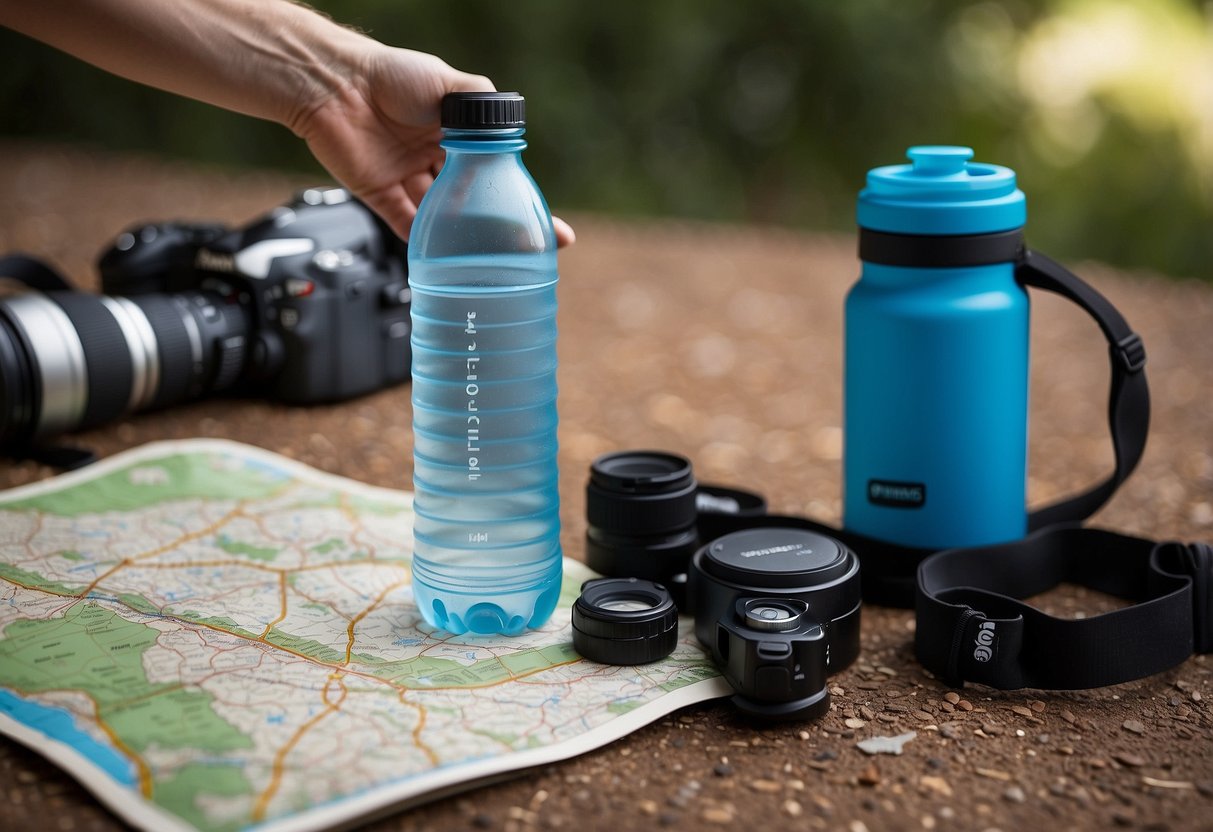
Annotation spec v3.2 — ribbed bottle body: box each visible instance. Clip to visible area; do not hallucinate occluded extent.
[408,131,561,636]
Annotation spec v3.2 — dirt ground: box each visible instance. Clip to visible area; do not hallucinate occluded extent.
[1,144,1211,832]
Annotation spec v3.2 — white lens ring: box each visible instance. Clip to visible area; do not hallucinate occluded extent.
[2,294,88,436]
[100,296,160,412]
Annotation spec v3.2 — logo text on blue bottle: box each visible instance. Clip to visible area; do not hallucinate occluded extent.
[867,479,926,509]
[465,310,481,482]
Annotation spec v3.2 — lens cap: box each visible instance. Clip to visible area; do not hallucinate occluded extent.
[700,528,850,588]
[572,578,679,666]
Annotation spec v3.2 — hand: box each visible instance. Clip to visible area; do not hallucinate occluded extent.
[292,45,576,247]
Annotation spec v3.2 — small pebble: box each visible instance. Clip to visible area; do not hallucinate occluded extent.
[1003,785,1026,803]
[919,776,954,798]
[701,807,734,824]
[1122,719,1146,735]
[1029,700,1046,713]
[783,800,802,817]
[858,764,881,786]
[943,692,960,705]
[713,763,734,778]
[1011,705,1033,718]
[957,700,973,712]
[748,779,780,793]
[939,722,964,740]
[845,717,867,729]
[1114,753,1146,767]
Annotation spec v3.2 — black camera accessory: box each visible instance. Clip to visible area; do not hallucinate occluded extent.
[916,527,1213,691]
[688,528,861,719]
[585,450,766,606]
[572,578,679,665]
[716,598,831,720]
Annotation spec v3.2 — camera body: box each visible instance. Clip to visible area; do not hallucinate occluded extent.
[688,528,861,720]
[98,187,410,404]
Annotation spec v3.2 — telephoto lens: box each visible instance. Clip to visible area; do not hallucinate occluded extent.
[0,288,249,454]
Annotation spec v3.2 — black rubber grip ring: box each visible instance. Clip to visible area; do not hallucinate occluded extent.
[49,292,132,430]
[132,295,195,410]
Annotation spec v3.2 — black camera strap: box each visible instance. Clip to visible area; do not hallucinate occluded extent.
[692,244,1208,690]
[914,526,1212,689]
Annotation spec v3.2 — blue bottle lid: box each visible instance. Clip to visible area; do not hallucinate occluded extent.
[857,146,1026,235]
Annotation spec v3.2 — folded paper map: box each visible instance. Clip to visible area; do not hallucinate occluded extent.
[0,440,727,832]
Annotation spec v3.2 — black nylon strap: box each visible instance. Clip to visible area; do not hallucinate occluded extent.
[915,526,1212,690]
[1017,251,1151,531]
[0,254,76,291]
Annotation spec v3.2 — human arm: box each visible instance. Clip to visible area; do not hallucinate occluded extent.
[0,0,575,244]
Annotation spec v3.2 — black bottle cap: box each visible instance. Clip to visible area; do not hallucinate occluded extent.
[572,578,679,665]
[441,92,526,129]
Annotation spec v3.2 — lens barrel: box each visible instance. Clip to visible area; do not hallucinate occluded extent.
[585,451,700,601]
[0,289,249,446]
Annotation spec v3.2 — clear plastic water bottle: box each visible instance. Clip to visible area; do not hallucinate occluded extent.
[408,92,562,636]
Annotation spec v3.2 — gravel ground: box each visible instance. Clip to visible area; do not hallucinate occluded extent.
[1,143,1211,832]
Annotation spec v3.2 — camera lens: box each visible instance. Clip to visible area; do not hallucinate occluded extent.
[572,578,679,665]
[0,288,250,446]
[585,451,700,598]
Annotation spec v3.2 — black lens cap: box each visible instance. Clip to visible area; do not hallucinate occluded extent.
[572,578,678,665]
[701,528,851,589]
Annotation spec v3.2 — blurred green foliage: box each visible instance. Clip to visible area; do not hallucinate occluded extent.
[1,0,1210,279]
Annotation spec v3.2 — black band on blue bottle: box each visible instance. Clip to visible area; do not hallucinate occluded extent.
[858,228,1024,268]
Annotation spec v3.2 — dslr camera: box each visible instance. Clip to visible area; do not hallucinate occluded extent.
[0,188,410,457]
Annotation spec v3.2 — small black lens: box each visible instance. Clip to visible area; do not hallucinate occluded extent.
[572,578,678,666]
[585,451,700,601]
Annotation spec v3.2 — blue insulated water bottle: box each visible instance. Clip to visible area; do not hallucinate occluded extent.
[844,146,1029,550]
[408,92,562,636]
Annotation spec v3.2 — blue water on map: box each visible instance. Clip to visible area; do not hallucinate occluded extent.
[0,689,136,786]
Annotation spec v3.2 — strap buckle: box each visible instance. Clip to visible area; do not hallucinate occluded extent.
[1114,332,1147,374]
[1181,542,1213,653]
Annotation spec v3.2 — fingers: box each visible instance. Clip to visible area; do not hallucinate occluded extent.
[553,215,577,248]
[448,71,496,94]
[403,171,435,215]
[359,182,417,241]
